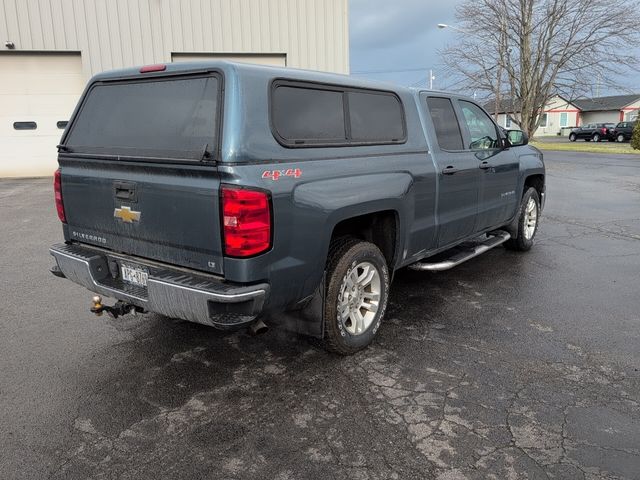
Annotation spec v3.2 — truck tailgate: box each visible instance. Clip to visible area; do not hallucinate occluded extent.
[61,161,224,275]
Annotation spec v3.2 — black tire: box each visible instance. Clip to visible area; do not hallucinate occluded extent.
[617,134,625,143]
[322,239,390,355]
[569,133,577,142]
[504,187,541,252]
[592,133,601,142]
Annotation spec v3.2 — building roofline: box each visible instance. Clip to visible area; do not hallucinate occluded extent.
[621,98,640,109]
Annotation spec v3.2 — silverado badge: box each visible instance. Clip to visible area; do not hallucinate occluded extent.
[114,206,141,223]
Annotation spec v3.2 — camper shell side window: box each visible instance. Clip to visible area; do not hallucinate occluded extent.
[270,79,407,148]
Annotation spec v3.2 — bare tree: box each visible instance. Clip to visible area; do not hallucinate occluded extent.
[440,0,640,137]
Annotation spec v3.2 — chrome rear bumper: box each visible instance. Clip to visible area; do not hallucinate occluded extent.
[50,243,268,328]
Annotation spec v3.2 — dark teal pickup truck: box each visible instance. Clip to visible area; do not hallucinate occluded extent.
[50,61,545,354]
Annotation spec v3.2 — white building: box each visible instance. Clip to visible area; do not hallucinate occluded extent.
[0,0,349,177]
[487,94,640,137]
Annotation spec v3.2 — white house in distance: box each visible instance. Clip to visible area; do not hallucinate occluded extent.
[486,94,640,137]
[0,0,349,178]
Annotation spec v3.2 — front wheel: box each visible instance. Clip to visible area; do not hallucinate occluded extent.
[617,134,625,143]
[569,133,577,142]
[505,187,540,252]
[322,239,390,355]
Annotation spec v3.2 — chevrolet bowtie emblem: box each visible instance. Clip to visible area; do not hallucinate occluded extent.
[114,206,141,223]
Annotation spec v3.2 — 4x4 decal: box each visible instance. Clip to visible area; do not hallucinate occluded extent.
[262,168,302,181]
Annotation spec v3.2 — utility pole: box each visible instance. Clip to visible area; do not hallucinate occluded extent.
[429,69,435,89]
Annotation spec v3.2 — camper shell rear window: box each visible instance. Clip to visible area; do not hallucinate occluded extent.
[270,80,407,147]
[63,73,222,161]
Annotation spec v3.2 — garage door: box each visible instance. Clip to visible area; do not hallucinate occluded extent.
[172,53,286,67]
[0,53,85,178]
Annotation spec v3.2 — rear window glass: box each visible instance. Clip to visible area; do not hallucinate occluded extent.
[348,91,405,142]
[272,86,345,143]
[65,75,219,160]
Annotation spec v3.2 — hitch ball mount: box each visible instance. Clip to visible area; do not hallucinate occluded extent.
[90,295,144,319]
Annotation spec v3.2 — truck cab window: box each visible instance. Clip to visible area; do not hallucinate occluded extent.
[459,101,499,150]
[426,97,464,150]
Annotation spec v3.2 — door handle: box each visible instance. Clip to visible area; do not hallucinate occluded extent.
[479,161,492,170]
[442,166,459,175]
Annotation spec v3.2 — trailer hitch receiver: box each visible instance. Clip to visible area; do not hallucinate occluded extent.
[90,295,144,319]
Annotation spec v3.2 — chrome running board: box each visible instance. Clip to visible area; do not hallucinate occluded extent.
[409,231,511,272]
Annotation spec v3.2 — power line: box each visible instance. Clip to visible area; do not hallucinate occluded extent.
[351,66,432,75]
[351,65,470,91]
[409,76,429,87]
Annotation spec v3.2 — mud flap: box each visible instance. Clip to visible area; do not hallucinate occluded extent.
[265,273,325,338]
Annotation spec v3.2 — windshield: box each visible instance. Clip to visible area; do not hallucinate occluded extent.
[65,75,220,160]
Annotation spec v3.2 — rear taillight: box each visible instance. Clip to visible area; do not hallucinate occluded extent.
[54,169,66,223]
[601,127,607,133]
[221,186,271,257]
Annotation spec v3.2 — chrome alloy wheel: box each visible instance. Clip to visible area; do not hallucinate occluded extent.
[523,197,538,240]
[338,261,381,335]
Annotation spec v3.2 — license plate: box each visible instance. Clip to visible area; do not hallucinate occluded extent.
[121,264,148,287]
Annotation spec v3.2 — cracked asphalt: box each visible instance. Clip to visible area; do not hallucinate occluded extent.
[1,151,639,479]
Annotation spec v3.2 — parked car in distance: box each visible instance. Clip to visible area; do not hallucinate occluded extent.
[568,123,616,142]
[50,61,545,355]
[612,121,636,142]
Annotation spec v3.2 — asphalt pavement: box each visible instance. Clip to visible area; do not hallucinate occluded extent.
[1,151,639,479]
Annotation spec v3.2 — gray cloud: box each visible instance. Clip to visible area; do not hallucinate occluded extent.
[350,0,451,50]
[349,0,462,88]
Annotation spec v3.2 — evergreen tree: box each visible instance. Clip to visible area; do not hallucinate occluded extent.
[631,118,640,150]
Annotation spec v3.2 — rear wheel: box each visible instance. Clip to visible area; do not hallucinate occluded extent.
[505,187,540,252]
[569,133,577,142]
[592,133,601,142]
[322,239,390,355]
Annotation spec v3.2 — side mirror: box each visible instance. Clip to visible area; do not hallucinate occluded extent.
[505,129,528,147]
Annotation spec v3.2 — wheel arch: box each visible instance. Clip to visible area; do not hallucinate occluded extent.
[292,172,413,275]
[524,173,545,199]
[328,209,401,270]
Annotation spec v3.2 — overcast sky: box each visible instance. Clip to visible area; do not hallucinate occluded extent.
[348,0,637,95]
[349,0,463,90]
